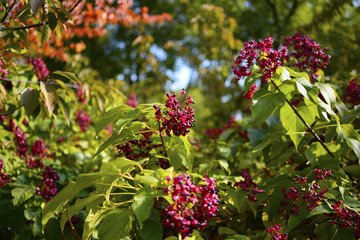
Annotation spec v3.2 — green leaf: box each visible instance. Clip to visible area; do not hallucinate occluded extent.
[276,66,291,81]
[48,12,57,30]
[31,0,44,14]
[96,121,146,155]
[251,92,286,125]
[139,219,163,240]
[347,138,360,160]
[225,236,250,240]
[58,2,73,22]
[37,25,51,43]
[58,97,70,125]
[53,79,76,101]
[42,172,117,231]
[287,204,309,231]
[307,204,332,218]
[83,206,111,240]
[95,105,134,135]
[316,83,336,104]
[280,103,315,149]
[134,175,159,186]
[295,77,318,103]
[50,71,80,84]
[244,73,261,93]
[12,186,34,206]
[40,82,58,115]
[179,135,191,158]
[227,189,247,212]
[335,228,355,240]
[100,157,139,174]
[132,187,155,226]
[97,209,133,240]
[20,87,40,117]
[60,194,103,231]
[219,227,238,236]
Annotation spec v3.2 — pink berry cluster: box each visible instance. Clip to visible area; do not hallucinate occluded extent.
[31,138,47,157]
[233,169,264,202]
[280,169,332,215]
[163,173,219,239]
[36,166,59,202]
[205,115,238,140]
[117,139,162,160]
[204,128,223,140]
[154,90,195,137]
[233,36,287,83]
[0,159,11,186]
[325,201,360,238]
[14,125,28,157]
[0,106,6,122]
[28,58,50,81]
[75,108,91,131]
[344,78,360,106]
[0,59,8,80]
[267,224,288,240]
[76,86,87,104]
[26,138,48,168]
[284,32,330,81]
[126,93,138,108]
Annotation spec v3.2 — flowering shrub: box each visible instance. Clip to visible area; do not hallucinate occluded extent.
[0,3,360,238]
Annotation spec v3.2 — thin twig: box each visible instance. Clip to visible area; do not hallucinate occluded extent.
[0,0,82,31]
[66,207,82,240]
[1,0,18,24]
[269,79,335,158]
[0,105,22,117]
[1,78,85,89]
[69,0,83,13]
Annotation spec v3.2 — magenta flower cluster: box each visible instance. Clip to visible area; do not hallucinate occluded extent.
[0,59,8,80]
[344,78,360,106]
[28,58,50,81]
[205,115,237,140]
[76,86,87,104]
[325,201,360,238]
[233,33,330,98]
[31,138,47,157]
[36,166,59,202]
[126,93,138,108]
[163,173,219,239]
[234,169,264,202]
[0,159,11,186]
[233,36,286,83]
[14,126,28,157]
[267,224,288,240]
[0,106,6,122]
[280,169,332,215]
[75,108,91,131]
[284,32,330,81]
[26,138,47,168]
[154,90,195,137]
[204,128,223,140]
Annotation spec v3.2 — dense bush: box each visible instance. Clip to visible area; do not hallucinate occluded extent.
[0,1,360,240]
